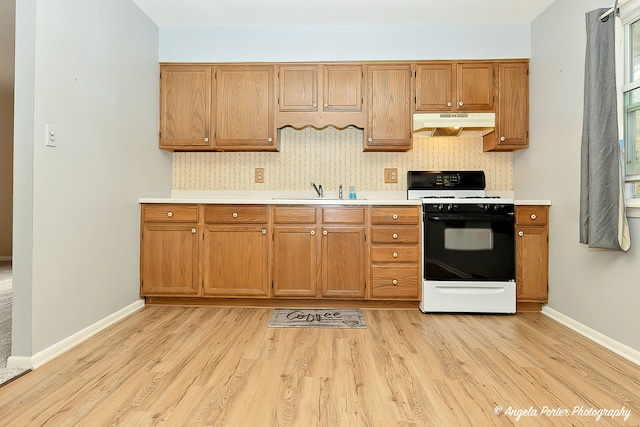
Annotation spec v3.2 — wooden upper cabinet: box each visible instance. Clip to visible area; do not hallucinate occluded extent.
[484,61,529,152]
[278,65,318,112]
[215,64,278,151]
[415,63,455,112]
[323,65,363,112]
[364,64,413,152]
[414,62,495,113]
[159,64,215,150]
[456,62,496,111]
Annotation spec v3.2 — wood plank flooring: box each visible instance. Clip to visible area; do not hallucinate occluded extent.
[0,307,639,426]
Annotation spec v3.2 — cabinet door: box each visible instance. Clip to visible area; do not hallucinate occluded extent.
[415,63,454,112]
[515,226,548,302]
[141,224,199,296]
[495,62,529,149]
[215,65,277,151]
[323,65,363,112]
[456,62,495,111]
[365,64,412,152]
[160,65,214,150]
[278,65,318,112]
[321,226,366,298]
[272,226,319,297]
[202,225,269,297]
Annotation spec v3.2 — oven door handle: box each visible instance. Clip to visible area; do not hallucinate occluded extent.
[426,214,514,222]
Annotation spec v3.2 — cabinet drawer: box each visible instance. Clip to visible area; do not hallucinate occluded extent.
[516,206,548,226]
[371,226,419,244]
[370,265,419,299]
[322,207,365,224]
[274,206,317,224]
[143,204,198,222]
[204,205,268,224]
[371,206,420,224]
[371,246,420,263]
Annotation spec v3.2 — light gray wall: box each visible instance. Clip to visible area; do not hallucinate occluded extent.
[13,0,172,357]
[160,24,531,62]
[516,0,640,352]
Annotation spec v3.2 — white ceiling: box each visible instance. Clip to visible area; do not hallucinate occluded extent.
[0,0,558,94]
[131,0,557,27]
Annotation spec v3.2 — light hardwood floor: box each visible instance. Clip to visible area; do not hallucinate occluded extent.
[0,307,638,426]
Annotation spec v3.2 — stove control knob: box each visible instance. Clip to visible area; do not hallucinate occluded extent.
[483,204,490,211]
[446,204,452,211]
[438,204,444,211]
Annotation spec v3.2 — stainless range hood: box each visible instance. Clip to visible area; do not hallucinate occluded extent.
[413,112,495,137]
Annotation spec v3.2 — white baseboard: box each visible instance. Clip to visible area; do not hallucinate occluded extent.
[7,299,145,370]
[542,306,640,366]
[0,256,12,262]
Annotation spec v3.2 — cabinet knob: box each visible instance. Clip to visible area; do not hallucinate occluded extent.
[518,231,524,237]
[204,137,209,142]
[312,102,317,108]
[167,211,173,218]
[500,136,506,142]
[392,279,398,285]
[447,101,452,107]
[310,230,315,236]
[267,137,273,142]
[324,103,328,108]
[392,233,398,239]
[232,212,238,218]
[392,214,398,220]
[191,228,197,234]
[530,213,537,220]
[393,252,398,258]
[323,230,328,236]
[368,137,373,142]
[458,101,464,106]
[262,229,267,235]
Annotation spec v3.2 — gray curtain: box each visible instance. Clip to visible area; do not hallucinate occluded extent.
[580,7,630,251]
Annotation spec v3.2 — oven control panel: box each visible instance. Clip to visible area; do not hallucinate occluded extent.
[407,170,485,190]
[423,203,514,215]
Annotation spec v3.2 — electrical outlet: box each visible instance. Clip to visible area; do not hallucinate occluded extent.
[384,168,398,184]
[255,168,265,183]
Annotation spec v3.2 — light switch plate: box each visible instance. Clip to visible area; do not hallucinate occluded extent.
[384,168,398,183]
[45,124,57,147]
[255,168,265,183]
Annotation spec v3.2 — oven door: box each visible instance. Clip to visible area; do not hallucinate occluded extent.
[423,212,515,281]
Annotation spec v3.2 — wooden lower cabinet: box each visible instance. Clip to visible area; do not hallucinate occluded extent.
[140,204,200,296]
[140,223,200,296]
[515,205,549,310]
[202,225,269,297]
[321,225,366,298]
[369,206,421,300]
[140,203,420,305]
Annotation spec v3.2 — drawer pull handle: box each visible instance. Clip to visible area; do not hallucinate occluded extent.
[310,230,315,236]
[393,252,398,258]
[392,233,398,239]
[518,231,524,237]
[323,230,328,236]
[191,228,196,234]
[232,212,238,218]
[392,279,398,285]
[262,229,267,235]
[459,101,464,106]
[167,212,173,218]
[392,214,398,220]
[530,213,537,220]
[312,102,317,108]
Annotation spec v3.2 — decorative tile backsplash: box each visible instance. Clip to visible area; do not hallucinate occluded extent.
[173,127,512,191]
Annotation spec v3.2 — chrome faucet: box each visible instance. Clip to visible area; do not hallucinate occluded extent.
[311,182,323,198]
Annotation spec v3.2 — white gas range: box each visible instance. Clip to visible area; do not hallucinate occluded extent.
[407,171,516,314]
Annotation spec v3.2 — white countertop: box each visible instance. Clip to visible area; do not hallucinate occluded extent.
[139,190,421,206]
[139,190,552,206]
